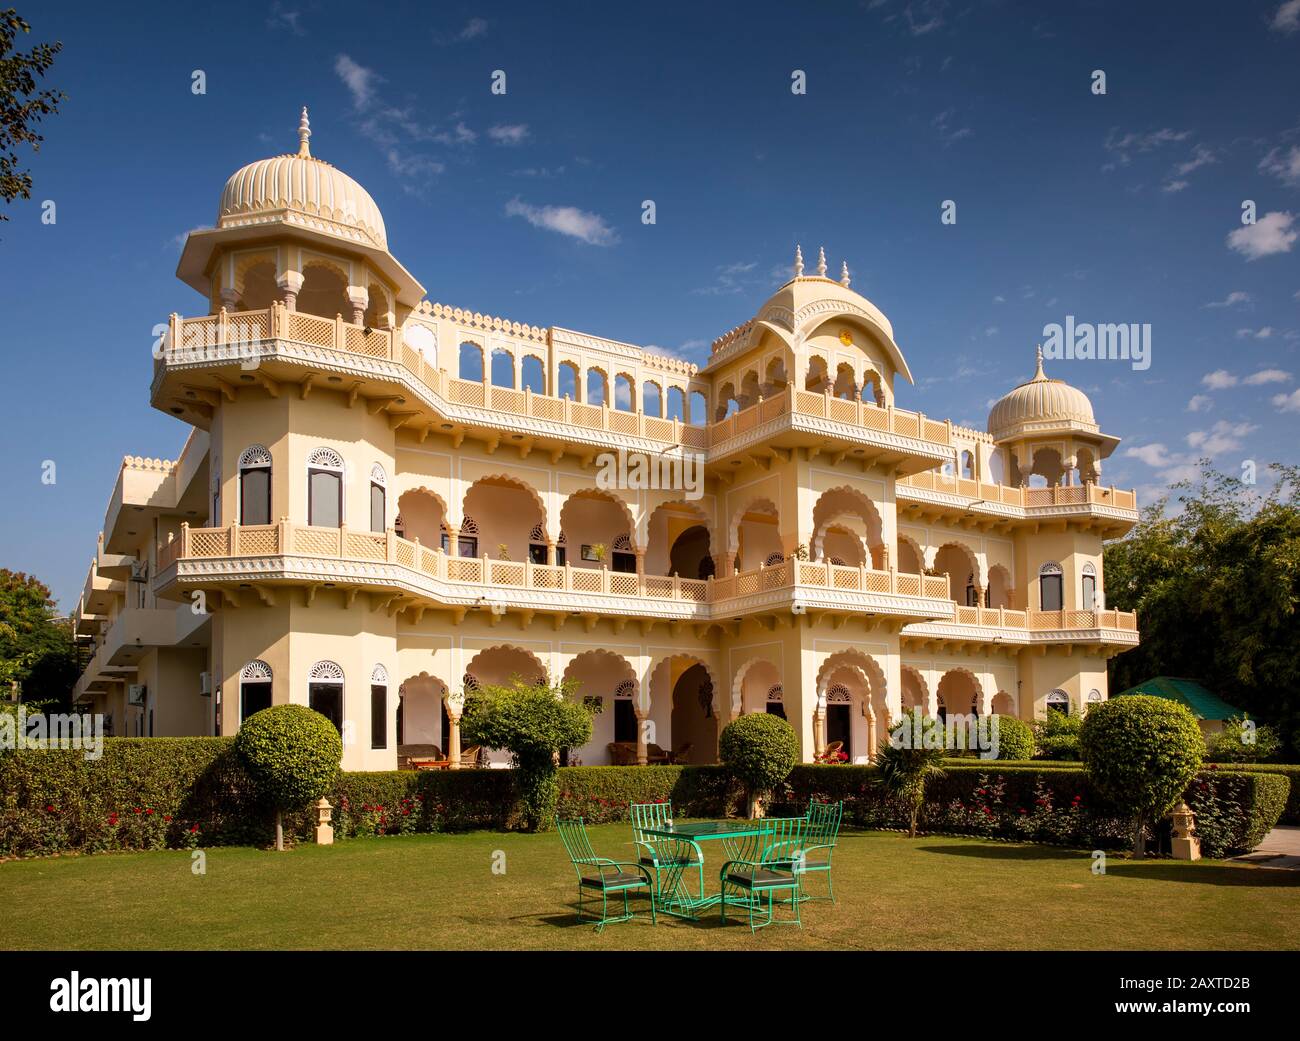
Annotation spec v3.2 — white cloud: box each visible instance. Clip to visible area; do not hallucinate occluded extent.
[1124,443,1177,467]
[334,54,378,110]
[692,261,760,296]
[1186,394,1213,412]
[992,295,1005,303]
[1201,369,1238,389]
[1272,388,1300,412]
[504,197,617,246]
[932,108,972,144]
[984,326,998,337]
[458,17,488,40]
[267,3,304,35]
[1260,144,1300,186]
[487,124,530,146]
[1173,143,1217,176]
[1103,127,1191,170]
[1272,0,1300,33]
[1161,180,1189,193]
[1204,291,1251,308]
[1226,211,1297,260]
[1243,368,1291,385]
[1186,420,1257,455]
[903,0,948,35]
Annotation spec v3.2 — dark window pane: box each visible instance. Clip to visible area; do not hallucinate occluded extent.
[612,552,636,574]
[765,702,787,720]
[309,469,342,527]
[458,536,478,557]
[370,484,385,534]
[529,543,548,564]
[241,681,272,721]
[310,683,343,734]
[826,704,852,758]
[556,546,566,566]
[614,698,637,743]
[240,468,270,525]
[1040,575,1063,611]
[1082,575,1096,610]
[371,684,387,749]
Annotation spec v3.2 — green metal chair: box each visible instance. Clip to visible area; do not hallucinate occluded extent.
[630,801,704,916]
[719,817,807,932]
[556,818,657,932]
[779,799,843,902]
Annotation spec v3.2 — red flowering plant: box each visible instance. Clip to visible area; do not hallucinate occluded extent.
[814,749,850,765]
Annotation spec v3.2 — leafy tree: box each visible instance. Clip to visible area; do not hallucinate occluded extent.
[875,717,948,837]
[460,678,593,832]
[1033,710,1083,760]
[0,9,64,222]
[1079,695,1204,857]
[990,714,1035,760]
[1206,714,1283,763]
[0,570,78,709]
[718,712,800,818]
[1106,463,1300,757]
[234,704,342,850]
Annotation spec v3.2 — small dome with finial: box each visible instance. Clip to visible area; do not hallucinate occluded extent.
[987,346,1098,441]
[217,106,387,248]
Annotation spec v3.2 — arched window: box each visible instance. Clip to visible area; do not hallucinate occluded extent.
[666,386,686,422]
[1081,562,1097,611]
[369,463,386,534]
[766,683,786,721]
[528,523,548,565]
[1086,689,1103,713]
[459,341,484,382]
[614,373,634,412]
[586,368,608,406]
[611,532,636,574]
[689,390,707,426]
[490,348,515,388]
[1046,689,1070,716]
[613,678,637,743]
[824,683,853,759]
[643,381,662,417]
[1038,561,1064,612]
[307,447,344,527]
[965,571,979,607]
[557,361,579,401]
[371,664,388,750]
[455,515,479,558]
[764,552,785,567]
[238,445,272,526]
[521,355,545,393]
[240,659,273,722]
[308,660,345,735]
[960,450,976,480]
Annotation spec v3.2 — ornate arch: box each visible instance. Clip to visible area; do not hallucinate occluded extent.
[931,538,985,590]
[241,659,272,681]
[727,496,780,554]
[309,660,345,682]
[239,444,272,469]
[559,486,637,551]
[650,653,723,717]
[463,644,548,687]
[462,474,548,532]
[811,485,884,558]
[815,649,887,712]
[937,666,986,715]
[899,663,930,710]
[371,663,389,685]
[895,531,926,574]
[562,648,638,701]
[307,446,344,470]
[370,463,387,486]
[729,656,781,716]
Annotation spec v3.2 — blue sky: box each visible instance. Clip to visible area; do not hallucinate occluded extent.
[2,0,1298,611]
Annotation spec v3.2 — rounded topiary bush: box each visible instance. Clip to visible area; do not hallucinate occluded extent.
[990,715,1035,760]
[719,713,800,817]
[1079,694,1205,856]
[234,704,342,849]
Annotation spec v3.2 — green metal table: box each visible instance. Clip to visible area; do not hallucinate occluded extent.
[639,820,773,919]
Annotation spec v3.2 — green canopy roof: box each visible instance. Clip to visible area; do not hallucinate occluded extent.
[1114,676,1242,722]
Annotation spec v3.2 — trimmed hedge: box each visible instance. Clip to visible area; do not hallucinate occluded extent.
[1210,763,1300,825]
[0,740,1288,859]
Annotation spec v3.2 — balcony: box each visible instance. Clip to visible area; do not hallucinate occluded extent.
[155,520,955,624]
[897,470,1138,532]
[902,603,1139,649]
[99,605,210,667]
[154,306,952,469]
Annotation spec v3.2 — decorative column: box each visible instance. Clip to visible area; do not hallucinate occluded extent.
[634,707,649,766]
[345,285,369,325]
[712,550,736,576]
[314,798,334,845]
[813,693,827,759]
[220,288,241,312]
[546,539,557,565]
[277,270,304,311]
[446,526,461,557]
[445,692,464,770]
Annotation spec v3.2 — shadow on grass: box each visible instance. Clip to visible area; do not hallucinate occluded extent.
[915,842,1084,862]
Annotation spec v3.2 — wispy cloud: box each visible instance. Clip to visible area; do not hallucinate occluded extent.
[335,54,379,110]
[1243,368,1292,385]
[1203,290,1252,308]
[1102,127,1190,171]
[1187,420,1257,455]
[1272,0,1300,34]
[487,124,530,146]
[1186,394,1213,412]
[692,261,761,296]
[1260,144,1300,187]
[1202,369,1238,389]
[1226,211,1296,260]
[932,108,972,145]
[267,2,305,35]
[435,18,489,45]
[504,197,618,246]
[1272,387,1300,412]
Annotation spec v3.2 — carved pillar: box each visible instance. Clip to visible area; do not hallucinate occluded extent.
[345,285,369,325]
[713,550,735,576]
[276,270,304,311]
[445,696,463,769]
[634,707,649,766]
[814,695,827,759]
[546,539,557,565]
[446,526,461,557]
[220,288,241,312]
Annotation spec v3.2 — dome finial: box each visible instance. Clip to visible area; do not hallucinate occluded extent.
[793,244,804,277]
[839,260,851,288]
[816,246,827,277]
[297,106,312,158]
[1033,343,1046,380]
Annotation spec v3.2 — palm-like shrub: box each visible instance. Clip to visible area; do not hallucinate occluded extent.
[719,713,800,818]
[1079,694,1205,857]
[875,718,948,837]
[460,678,593,831]
[234,704,342,850]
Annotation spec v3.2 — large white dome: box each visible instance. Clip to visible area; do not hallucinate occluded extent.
[988,349,1097,441]
[216,108,386,249]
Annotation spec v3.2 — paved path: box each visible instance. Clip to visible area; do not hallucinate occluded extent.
[1235,825,1300,869]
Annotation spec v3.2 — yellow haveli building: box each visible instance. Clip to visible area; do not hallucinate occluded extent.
[71,110,1139,771]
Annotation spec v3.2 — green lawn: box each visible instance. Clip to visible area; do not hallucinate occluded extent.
[3,825,1297,950]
